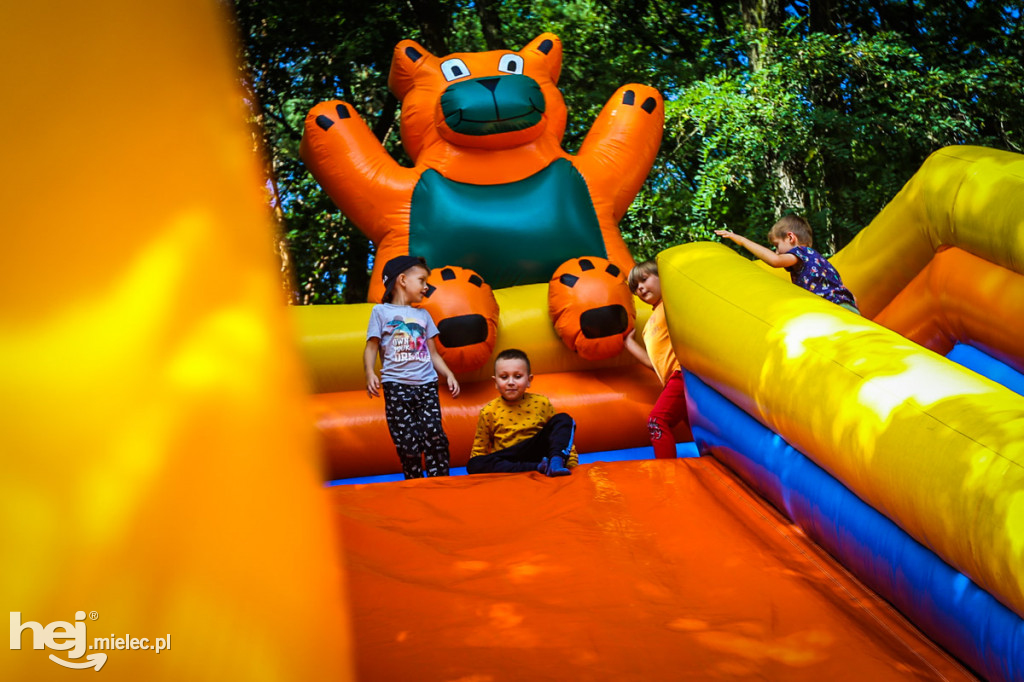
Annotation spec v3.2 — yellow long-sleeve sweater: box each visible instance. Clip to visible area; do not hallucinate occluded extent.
[469,393,578,467]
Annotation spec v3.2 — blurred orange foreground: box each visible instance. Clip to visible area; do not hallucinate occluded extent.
[332,458,974,681]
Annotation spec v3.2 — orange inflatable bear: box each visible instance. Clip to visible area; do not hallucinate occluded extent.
[301,33,663,368]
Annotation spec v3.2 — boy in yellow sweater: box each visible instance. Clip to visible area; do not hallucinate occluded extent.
[467,348,577,476]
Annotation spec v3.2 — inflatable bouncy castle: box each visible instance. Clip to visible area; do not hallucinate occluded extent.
[6,1,1023,679]
[316,148,1024,682]
[296,34,690,479]
[295,30,1023,682]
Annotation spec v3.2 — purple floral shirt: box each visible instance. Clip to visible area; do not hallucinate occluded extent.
[786,246,857,308]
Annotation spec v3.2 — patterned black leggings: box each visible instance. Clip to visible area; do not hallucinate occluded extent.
[382,381,450,479]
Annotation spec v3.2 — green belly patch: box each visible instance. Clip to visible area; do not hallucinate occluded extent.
[409,159,605,288]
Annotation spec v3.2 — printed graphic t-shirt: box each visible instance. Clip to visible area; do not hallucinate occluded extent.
[367,304,439,385]
[785,246,857,308]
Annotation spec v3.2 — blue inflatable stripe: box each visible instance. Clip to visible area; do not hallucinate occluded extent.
[685,371,1024,682]
[325,443,700,486]
[946,343,1024,396]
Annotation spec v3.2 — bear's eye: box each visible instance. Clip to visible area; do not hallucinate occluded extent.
[440,58,471,82]
[497,54,525,74]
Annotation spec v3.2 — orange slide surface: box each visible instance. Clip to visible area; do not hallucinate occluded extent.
[331,458,973,681]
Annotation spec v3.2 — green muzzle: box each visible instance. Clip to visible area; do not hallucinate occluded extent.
[440,74,545,136]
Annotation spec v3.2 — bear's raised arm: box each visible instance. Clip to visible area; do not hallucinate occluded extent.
[300,100,418,246]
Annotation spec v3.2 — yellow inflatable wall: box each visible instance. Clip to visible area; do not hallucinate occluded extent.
[658,146,1024,620]
[294,284,653,393]
[833,145,1024,317]
[1,2,352,679]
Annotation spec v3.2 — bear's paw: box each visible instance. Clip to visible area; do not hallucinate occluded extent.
[418,265,499,373]
[548,257,636,361]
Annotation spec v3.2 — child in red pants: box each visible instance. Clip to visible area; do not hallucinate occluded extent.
[624,260,692,458]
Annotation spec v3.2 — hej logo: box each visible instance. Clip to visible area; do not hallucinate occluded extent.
[10,611,105,670]
[10,610,171,671]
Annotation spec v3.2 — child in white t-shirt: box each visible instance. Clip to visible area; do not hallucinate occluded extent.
[364,255,460,479]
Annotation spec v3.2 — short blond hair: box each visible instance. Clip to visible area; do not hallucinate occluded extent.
[627,260,658,293]
[769,215,813,247]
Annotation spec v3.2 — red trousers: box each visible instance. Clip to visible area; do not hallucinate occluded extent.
[649,370,692,459]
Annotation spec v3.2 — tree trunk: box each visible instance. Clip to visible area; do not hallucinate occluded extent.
[740,0,801,216]
[739,0,784,71]
[238,66,299,303]
[405,0,452,54]
[808,0,835,34]
[475,0,505,51]
[343,222,371,304]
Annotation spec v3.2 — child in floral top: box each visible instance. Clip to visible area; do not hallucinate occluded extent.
[716,215,859,314]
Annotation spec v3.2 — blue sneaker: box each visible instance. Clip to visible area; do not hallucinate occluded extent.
[537,457,549,475]
[547,455,570,477]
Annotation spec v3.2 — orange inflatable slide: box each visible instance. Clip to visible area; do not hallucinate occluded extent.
[331,459,973,680]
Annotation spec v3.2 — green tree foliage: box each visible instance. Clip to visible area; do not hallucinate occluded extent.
[230,0,420,303]
[231,0,1024,301]
[657,2,1024,255]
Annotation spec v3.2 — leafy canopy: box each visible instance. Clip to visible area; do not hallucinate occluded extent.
[231,0,1024,301]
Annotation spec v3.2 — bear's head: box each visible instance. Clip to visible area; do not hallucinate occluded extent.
[388,33,566,157]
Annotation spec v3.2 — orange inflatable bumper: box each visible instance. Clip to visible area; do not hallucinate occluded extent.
[874,246,1024,373]
[314,367,690,479]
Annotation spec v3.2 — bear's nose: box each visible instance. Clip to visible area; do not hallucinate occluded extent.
[477,78,500,93]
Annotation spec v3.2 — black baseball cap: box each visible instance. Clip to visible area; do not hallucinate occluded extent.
[381,255,427,302]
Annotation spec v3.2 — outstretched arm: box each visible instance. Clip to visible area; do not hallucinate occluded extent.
[574,84,664,222]
[715,230,799,269]
[300,101,418,245]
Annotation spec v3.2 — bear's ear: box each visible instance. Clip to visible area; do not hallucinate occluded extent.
[520,33,562,84]
[389,39,434,99]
